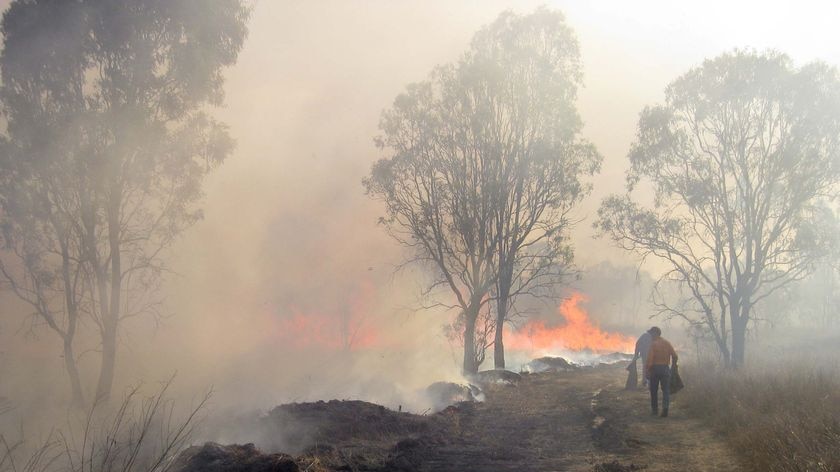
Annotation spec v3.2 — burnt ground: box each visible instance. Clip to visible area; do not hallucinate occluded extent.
[185,364,743,472]
[413,364,742,472]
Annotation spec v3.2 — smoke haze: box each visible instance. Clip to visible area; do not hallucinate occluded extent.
[2,0,840,437]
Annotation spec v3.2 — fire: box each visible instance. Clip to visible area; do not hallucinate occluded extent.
[505,292,634,353]
[268,280,380,352]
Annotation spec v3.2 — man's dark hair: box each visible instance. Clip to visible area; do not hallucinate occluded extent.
[648,326,662,337]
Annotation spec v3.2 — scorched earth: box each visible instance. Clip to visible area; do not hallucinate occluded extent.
[174,363,742,472]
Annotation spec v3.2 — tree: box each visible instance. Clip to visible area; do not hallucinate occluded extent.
[365,8,598,374]
[596,51,840,367]
[0,0,249,403]
[469,10,599,369]
[365,70,500,375]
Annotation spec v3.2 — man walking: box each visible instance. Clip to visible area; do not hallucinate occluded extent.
[633,329,653,387]
[645,326,678,417]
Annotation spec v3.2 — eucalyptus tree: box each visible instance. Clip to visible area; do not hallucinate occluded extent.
[597,51,840,366]
[472,10,600,369]
[0,0,249,402]
[366,8,599,373]
[366,70,500,374]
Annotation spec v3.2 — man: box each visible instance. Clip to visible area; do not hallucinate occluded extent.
[645,326,678,417]
[632,330,653,387]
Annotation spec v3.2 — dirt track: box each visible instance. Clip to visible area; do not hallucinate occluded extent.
[415,364,743,472]
[238,363,744,472]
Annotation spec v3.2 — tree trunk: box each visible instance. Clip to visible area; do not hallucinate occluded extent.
[59,237,84,407]
[493,260,514,369]
[95,195,122,403]
[730,316,748,368]
[51,219,85,407]
[95,320,117,403]
[63,337,85,407]
[463,305,479,375]
[492,313,505,370]
[493,287,510,370]
[720,306,729,365]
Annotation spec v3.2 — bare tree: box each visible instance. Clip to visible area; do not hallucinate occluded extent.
[597,51,840,367]
[0,0,249,402]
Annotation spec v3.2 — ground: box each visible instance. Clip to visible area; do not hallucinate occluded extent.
[184,364,744,472]
[413,364,742,472]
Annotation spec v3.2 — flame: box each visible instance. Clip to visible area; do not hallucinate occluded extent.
[505,292,634,353]
[266,280,380,351]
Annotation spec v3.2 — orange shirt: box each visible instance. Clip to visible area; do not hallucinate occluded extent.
[645,337,677,371]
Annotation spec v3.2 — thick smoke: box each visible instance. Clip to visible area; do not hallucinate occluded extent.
[2,0,840,451]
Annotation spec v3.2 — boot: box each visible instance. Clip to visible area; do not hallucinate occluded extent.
[660,409,669,417]
[651,408,658,416]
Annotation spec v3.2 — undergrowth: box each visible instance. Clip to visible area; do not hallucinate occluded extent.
[681,362,840,472]
[0,378,207,472]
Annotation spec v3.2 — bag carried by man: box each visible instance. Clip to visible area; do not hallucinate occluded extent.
[625,359,638,390]
[670,364,684,394]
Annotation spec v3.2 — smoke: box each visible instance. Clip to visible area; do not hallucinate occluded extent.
[3,1,840,454]
[104,1,552,412]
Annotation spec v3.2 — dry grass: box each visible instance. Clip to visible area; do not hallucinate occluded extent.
[0,378,206,472]
[681,362,840,472]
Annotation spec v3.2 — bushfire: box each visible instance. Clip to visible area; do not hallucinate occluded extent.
[271,280,379,351]
[266,287,631,360]
[505,292,634,354]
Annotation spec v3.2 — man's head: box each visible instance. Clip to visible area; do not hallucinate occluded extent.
[648,326,662,337]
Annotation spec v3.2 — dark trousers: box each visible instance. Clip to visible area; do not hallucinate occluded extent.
[649,364,671,413]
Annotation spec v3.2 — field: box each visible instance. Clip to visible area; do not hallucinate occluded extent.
[680,361,840,472]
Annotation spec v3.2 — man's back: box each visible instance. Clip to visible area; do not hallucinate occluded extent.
[646,337,676,368]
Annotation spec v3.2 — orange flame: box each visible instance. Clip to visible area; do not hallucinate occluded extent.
[505,292,634,353]
[268,280,379,351]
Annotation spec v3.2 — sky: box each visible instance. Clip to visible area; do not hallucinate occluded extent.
[196,0,840,280]
[3,0,840,415]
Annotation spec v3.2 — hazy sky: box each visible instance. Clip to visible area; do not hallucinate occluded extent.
[159,0,840,399]
[182,0,840,314]
[4,0,840,412]
[197,0,840,281]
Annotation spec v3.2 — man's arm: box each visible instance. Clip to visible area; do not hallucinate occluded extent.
[669,342,678,366]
